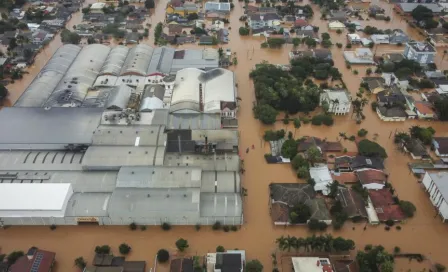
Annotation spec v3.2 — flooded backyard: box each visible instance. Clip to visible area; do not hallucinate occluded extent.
[1,0,448,271]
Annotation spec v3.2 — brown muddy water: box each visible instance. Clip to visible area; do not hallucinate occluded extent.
[1,0,448,271]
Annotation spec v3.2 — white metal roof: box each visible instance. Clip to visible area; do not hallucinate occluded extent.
[0,183,72,211]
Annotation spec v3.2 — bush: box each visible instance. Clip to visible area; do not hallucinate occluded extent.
[396,225,401,230]
[223,225,230,232]
[358,139,388,158]
[399,200,416,217]
[212,221,222,230]
[394,246,401,254]
[95,245,111,254]
[346,43,352,49]
[385,219,394,226]
[119,243,131,255]
[161,222,171,231]
[216,246,225,252]
[74,257,87,270]
[195,224,201,231]
[157,249,170,263]
[140,225,147,231]
[281,139,298,159]
[231,225,238,231]
[364,244,372,251]
[371,101,378,111]
[50,224,56,230]
[308,219,328,231]
[312,114,334,126]
[175,238,189,252]
[435,263,446,272]
[336,43,342,48]
[358,129,368,137]
[348,136,356,141]
[239,27,250,35]
[129,222,137,230]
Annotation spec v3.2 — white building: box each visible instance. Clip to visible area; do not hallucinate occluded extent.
[320,89,351,115]
[328,21,345,30]
[0,183,73,224]
[422,172,448,222]
[370,34,390,44]
[292,257,333,272]
[309,165,333,195]
[90,2,106,13]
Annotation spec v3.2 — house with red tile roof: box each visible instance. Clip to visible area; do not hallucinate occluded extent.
[9,247,55,272]
[368,189,405,222]
[294,19,308,28]
[414,101,435,119]
[355,169,387,190]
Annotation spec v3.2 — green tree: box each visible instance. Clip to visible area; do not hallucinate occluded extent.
[95,245,111,254]
[145,0,155,8]
[357,129,368,137]
[61,29,81,44]
[293,118,301,137]
[281,139,298,159]
[187,13,198,21]
[306,146,322,166]
[239,27,250,35]
[0,84,8,100]
[157,249,170,263]
[6,251,23,265]
[410,126,435,145]
[411,5,433,22]
[253,104,278,124]
[434,96,448,121]
[175,238,189,252]
[304,37,317,48]
[246,260,263,272]
[292,37,300,47]
[358,139,387,158]
[74,257,87,270]
[399,200,416,217]
[216,246,225,252]
[154,22,163,45]
[119,243,131,255]
[290,203,311,224]
[292,154,308,170]
[327,181,339,198]
[321,32,330,40]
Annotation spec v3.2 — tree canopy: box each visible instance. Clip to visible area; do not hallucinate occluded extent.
[145,0,155,9]
[356,245,394,272]
[61,29,81,44]
[175,238,189,252]
[399,200,416,217]
[246,260,263,272]
[157,249,170,263]
[358,139,388,158]
[253,104,277,124]
[0,84,8,100]
[276,235,354,252]
[281,139,298,159]
[411,5,433,22]
[410,126,435,145]
[434,96,448,121]
[290,203,311,224]
[239,27,250,35]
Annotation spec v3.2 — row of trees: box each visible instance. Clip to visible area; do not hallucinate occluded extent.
[61,29,81,45]
[276,234,355,253]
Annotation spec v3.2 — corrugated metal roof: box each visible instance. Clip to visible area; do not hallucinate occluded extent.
[167,114,221,130]
[100,46,130,76]
[121,44,154,76]
[139,85,166,112]
[91,125,165,146]
[163,154,240,172]
[105,84,132,110]
[65,192,111,216]
[200,193,242,217]
[147,47,175,75]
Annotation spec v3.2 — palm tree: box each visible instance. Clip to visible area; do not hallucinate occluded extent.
[296,237,305,252]
[293,118,301,138]
[276,236,287,251]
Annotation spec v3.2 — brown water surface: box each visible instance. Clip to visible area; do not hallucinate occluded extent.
[1,0,448,271]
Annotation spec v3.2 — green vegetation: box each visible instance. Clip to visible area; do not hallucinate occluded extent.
[330,200,348,230]
[380,59,422,79]
[356,245,394,272]
[95,245,111,254]
[7,251,24,266]
[263,129,285,141]
[276,235,355,252]
[253,104,278,124]
[74,257,87,270]
[161,222,171,230]
[399,200,416,217]
[289,203,311,224]
[267,38,286,48]
[175,238,189,252]
[434,96,448,121]
[239,26,250,35]
[157,249,170,263]
[129,222,137,230]
[410,126,435,145]
[246,260,263,272]
[281,139,298,159]
[411,5,437,29]
[119,243,131,255]
[357,129,368,137]
[102,23,127,39]
[216,246,225,252]
[212,221,222,230]
[358,139,388,158]
[435,263,446,272]
[61,29,81,45]
[311,114,334,126]
[145,0,155,8]
[306,146,323,166]
[308,219,328,231]
[154,22,163,45]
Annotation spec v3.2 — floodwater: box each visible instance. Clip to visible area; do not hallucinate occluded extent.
[1,0,448,271]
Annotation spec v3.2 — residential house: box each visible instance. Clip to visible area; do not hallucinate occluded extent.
[291,257,334,272]
[425,70,446,79]
[376,106,407,121]
[347,33,362,44]
[204,2,231,16]
[336,187,368,219]
[389,29,409,44]
[344,48,374,64]
[170,258,193,272]
[9,247,56,272]
[350,156,385,171]
[125,32,140,44]
[328,21,345,30]
[355,169,387,190]
[328,10,346,21]
[199,35,214,45]
[309,165,334,195]
[422,172,448,222]
[90,2,106,13]
[168,24,183,35]
[394,3,443,14]
[433,137,448,157]
[368,188,405,222]
[362,77,386,94]
[32,29,52,44]
[283,15,296,27]
[217,29,229,44]
[414,101,436,119]
[289,49,331,60]
[206,251,245,272]
[248,12,281,30]
[294,19,308,28]
[297,137,342,153]
[382,52,405,63]
[403,138,430,160]
[295,30,317,40]
[403,42,437,64]
[251,26,276,36]
[430,34,448,47]
[377,88,406,106]
[370,34,389,44]
[314,49,332,60]
[166,1,198,16]
[320,89,351,115]
[269,183,332,225]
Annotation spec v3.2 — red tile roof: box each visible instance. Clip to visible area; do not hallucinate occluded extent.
[295,19,308,27]
[331,172,357,184]
[271,202,289,224]
[10,248,55,272]
[415,102,435,115]
[356,169,387,185]
[368,189,405,221]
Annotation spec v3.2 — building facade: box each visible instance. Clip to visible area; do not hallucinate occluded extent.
[422,172,448,222]
[403,42,436,64]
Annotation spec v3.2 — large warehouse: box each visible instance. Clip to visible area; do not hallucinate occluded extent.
[0,44,241,226]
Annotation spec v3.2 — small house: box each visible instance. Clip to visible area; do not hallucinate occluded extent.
[328,21,345,30]
[376,106,407,121]
[403,42,436,64]
[433,137,448,157]
[355,169,387,190]
[414,101,435,119]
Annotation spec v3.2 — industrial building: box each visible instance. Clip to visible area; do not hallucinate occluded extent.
[0,44,241,226]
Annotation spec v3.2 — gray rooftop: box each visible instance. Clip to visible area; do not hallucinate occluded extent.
[91,125,166,146]
[65,192,111,217]
[0,107,102,150]
[164,154,240,171]
[200,171,240,193]
[200,193,242,218]
[167,114,222,130]
[429,172,448,200]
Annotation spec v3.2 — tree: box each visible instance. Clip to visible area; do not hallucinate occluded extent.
[175,238,189,252]
[154,22,163,45]
[292,38,300,47]
[306,146,322,166]
[304,37,317,48]
[239,27,250,35]
[8,37,17,50]
[253,104,277,124]
[281,139,298,159]
[321,39,332,48]
[410,126,435,145]
[357,129,368,137]
[119,243,131,255]
[74,257,87,270]
[333,237,354,251]
[216,246,225,252]
[292,154,308,170]
[435,96,448,121]
[399,200,416,217]
[187,13,198,21]
[336,29,342,34]
[87,36,96,44]
[157,249,170,263]
[7,251,24,265]
[358,139,387,158]
[61,29,81,44]
[95,245,111,254]
[290,203,311,224]
[0,84,8,100]
[293,118,301,137]
[327,181,339,198]
[411,5,433,22]
[321,32,330,40]
[145,0,155,8]
[246,260,263,272]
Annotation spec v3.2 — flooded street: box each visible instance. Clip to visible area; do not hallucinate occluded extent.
[1,0,448,271]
